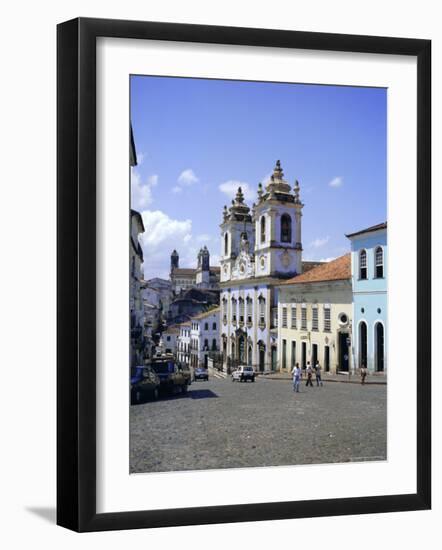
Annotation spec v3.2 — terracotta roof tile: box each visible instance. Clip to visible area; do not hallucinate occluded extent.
[282,254,351,285]
[172,268,197,276]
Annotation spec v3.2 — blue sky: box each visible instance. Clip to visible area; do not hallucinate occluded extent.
[131,75,386,280]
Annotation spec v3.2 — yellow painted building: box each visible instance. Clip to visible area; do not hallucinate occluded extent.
[277,254,353,374]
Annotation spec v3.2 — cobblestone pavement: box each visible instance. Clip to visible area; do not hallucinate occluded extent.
[130,377,386,474]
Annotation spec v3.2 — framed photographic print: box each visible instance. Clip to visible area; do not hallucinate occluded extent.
[57,17,431,532]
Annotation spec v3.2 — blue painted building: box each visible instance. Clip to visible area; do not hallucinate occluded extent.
[346,223,387,374]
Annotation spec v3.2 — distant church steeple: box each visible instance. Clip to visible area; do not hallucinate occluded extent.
[170,249,179,272]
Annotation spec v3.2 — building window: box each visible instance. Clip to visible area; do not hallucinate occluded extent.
[282,307,288,328]
[166,336,171,341]
[280,214,292,243]
[232,297,237,323]
[291,305,297,329]
[204,339,209,350]
[312,305,318,331]
[246,296,253,325]
[359,249,367,279]
[323,306,331,332]
[222,297,227,324]
[260,216,266,243]
[375,246,384,278]
[224,233,229,256]
[258,296,266,327]
[238,297,245,325]
[212,322,216,330]
[204,322,209,331]
[301,304,307,330]
[212,339,217,351]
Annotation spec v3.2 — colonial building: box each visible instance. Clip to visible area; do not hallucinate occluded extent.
[277,254,352,374]
[220,160,306,373]
[143,277,173,315]
[176,321,191,367]
[189,308,220,369]
[347,222,387,374]
[161,325,181,355]
[170,248,220,294]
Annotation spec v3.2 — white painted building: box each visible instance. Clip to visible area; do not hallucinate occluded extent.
[219,161,304,372]
[161,325,180,355]
[176,322,191,367]
[189,308,220,369]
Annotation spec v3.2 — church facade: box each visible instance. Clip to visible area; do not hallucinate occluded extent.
[169,247,220,294]
[219,161,304,373]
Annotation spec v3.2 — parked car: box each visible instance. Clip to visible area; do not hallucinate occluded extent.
[130,365,160,403]
[194,367,209,381]
[232,365,255,382]
[150,356,191,394]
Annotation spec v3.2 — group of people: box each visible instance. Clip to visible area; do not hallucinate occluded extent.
[291,361,323,393]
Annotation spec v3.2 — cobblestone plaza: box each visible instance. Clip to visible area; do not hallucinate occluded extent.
[130,378,386,474]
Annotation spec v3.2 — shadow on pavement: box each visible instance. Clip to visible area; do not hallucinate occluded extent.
[188,389,218,399]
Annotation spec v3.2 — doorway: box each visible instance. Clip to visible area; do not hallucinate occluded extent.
[291,341,296,368]
[258,344,265,372]
[339,332,349,371]
[359,321,367,368]
[324,345,330,372]
[301,341,307,369]
[271,346,277,371]
[312,343,318,367]
[375,322,384,371]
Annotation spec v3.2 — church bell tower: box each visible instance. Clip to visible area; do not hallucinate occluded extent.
[254,160,303,278]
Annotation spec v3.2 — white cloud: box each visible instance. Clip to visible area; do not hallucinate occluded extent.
[147,174,158,187]
[219,180,255,201]
[319,257,336,263]
[171,186,182,194]
[178,169,199,186]
[138,210,221,279]
[329,176,343,188]
[310,236,330,248]
[131,169,159,210]
[137,152,145,165]
[139,210,193,279]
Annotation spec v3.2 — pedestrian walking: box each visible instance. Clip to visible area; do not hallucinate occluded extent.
[292,362,301,393]
[315,361,323,386]
[305,362,313,387]
[360,363,367,385]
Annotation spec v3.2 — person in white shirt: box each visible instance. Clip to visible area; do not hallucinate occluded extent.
[292,362,301,393]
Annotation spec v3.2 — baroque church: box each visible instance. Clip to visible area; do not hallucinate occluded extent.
[169,247,220,294]
[220,160,319,372]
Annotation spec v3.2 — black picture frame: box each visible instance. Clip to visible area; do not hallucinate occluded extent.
[57,17,431,532]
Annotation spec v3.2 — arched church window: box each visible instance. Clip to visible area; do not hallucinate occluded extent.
[281,214,292,243]
[359,249,367,279]
[260,216,266,243]
[375,246,384,278]
[224,233,229,256]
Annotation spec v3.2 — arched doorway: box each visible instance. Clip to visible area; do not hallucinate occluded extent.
[375,322,384,372]
[258,341,265,372]
[238,335,245,364]
[359,321,368,368]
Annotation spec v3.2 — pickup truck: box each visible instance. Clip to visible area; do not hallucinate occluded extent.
[150,356,191,394]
